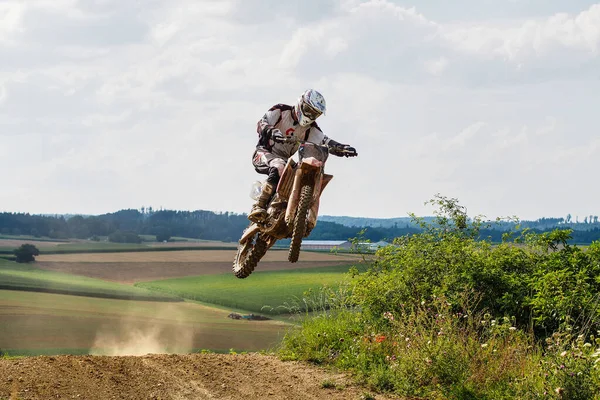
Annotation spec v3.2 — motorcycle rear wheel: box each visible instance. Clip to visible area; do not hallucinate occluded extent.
[288,184,313,263]
[233,231,269,279]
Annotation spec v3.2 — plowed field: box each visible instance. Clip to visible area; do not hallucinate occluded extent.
[34,250,359,283]
[35,250,357,263]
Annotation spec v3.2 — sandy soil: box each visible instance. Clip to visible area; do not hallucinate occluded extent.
[0,353,398,400]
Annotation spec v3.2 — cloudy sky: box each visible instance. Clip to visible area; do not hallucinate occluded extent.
[1,0,599,220]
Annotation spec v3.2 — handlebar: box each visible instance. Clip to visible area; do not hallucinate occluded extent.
[283,137,357,157]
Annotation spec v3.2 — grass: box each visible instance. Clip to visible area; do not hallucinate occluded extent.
[280,295,600,399]
[0,290,288,355]
[0,258,179,301]
[136,264,365,315]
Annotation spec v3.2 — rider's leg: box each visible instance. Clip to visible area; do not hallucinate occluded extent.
[249,150,285,223]
[248,180,274,223]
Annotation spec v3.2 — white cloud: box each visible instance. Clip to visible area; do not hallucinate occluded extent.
[0,2,25,43]
[424,57,449,75]
[0,0,599,220]
[449,122,485,146]
[443,4,600,61]
[0,83,6,105]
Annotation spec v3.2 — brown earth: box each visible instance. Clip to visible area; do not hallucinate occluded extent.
[35,261,354,284]
[0,353,398,400]
[34,250,360,283]
[35,250,359,263]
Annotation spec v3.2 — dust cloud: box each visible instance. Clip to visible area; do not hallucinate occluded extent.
[90,304,195,356]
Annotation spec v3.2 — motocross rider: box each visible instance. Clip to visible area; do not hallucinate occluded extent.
[248,89,357,223]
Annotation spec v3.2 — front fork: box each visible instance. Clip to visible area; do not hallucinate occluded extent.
[284,167,333,232]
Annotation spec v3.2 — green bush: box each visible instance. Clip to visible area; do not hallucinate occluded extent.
[351,195,600,338]
[14,243,40,263]
[528,239,600,336]
[279,195,600,398]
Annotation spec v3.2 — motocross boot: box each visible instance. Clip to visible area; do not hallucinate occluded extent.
[248,182,274,223]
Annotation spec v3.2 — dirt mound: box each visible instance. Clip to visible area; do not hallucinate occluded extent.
[0,353,396,399]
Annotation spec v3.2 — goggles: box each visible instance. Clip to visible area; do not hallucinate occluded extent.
[300,101,322,120]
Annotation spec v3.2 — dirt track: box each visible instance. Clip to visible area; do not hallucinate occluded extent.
[0,353,396,400]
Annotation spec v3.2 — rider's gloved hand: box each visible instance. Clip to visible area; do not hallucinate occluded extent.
[269,128,286,144]
[328,144,345,156]
[329,143,358,157]
[342,145,358,157]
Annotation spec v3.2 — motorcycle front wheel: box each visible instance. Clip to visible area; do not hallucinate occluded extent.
[288,184,313,263]
[233,231,269,279]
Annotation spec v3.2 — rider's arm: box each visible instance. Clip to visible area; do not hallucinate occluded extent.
[306,123,331,145]
[307,124,341,148]
[307,124,357,157]
[256,105,285,147]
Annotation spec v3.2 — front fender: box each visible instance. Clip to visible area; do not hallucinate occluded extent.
[239,224,260,244]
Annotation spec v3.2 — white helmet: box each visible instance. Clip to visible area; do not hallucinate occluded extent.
[294,89,326,127]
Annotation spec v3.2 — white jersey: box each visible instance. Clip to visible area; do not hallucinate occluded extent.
[256,104,332,159]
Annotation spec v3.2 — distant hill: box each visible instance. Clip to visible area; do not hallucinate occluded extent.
[319,215,600,231]
[319,215,417,228]
[1,210,600,245]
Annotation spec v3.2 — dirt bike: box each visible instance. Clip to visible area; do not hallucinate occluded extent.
[233,139,356,279]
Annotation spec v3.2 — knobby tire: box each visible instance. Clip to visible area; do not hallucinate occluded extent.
[233,234,269,279]
[288,184,313,263]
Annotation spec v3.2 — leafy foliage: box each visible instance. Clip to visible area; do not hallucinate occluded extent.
[350,195,600,337]
[14,243,40,263]
[155,226,172,242]
[279,195,600,398]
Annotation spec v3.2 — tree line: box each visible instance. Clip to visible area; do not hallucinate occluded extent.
[1,209,600,244]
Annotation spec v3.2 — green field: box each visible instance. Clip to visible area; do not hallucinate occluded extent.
[136,264,366,315]
[0,237,238,254]
[0,258,179,301]
[0,243,358,355]
[0,290,289,356]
